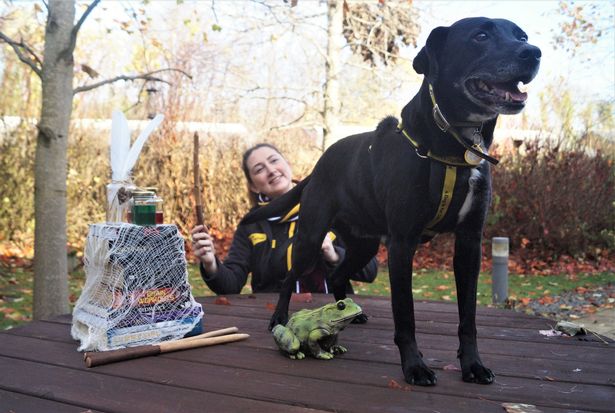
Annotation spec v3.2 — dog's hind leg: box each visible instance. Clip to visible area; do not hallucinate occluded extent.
[268,270,296,331]
[328,232,380,323]
[269,231,326,330]
[388,235,437,386]
[453,231,495,384]
[269,196,334,330]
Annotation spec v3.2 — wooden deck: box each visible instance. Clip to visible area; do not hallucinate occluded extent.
[0,294,613,412]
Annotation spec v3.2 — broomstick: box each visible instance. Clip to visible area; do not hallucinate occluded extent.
[84,327,248,367]
[193,132,208,230]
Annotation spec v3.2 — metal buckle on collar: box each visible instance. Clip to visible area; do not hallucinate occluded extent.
[432,104,450,132]
[472,127,483,145]
[415,148,429,159]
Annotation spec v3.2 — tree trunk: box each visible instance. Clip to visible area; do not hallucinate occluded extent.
[322,0,343,151]
[33,0,75,319]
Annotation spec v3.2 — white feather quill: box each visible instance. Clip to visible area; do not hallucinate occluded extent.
[118,114,164,180]
[106,111,164,222]
[110,110,130,181]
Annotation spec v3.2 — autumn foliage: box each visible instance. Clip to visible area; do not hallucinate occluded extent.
[1,115,614,276]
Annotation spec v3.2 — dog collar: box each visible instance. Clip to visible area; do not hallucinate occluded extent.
[397,123,482,168]
[428,84,499,166]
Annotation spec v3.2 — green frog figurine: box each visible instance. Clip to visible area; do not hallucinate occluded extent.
[272,298,362,360]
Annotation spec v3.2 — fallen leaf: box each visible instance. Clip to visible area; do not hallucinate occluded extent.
[388,379,402,389]
[544,376,556,381]
[387,378,411,392]
[214,297,231,305]
[291,293,312,303]
[265,302,276,311]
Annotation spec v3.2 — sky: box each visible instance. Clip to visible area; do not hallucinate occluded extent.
[1,0,613,126]
[145,0,615,119]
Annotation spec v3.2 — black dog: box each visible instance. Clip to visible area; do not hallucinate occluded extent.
[242,17,540,385]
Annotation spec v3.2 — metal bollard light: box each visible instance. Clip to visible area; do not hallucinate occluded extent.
[491,237,509,304]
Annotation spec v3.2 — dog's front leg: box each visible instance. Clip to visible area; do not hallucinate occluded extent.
[388,236,437,386]
[453,232,495,384]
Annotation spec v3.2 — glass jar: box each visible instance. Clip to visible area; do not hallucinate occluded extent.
[131,190,157,226]
[142,187,164,224]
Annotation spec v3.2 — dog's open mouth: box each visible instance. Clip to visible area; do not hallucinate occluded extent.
[466,78,528,109]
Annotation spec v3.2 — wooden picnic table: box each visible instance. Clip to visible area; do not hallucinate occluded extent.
[0,293,613,412]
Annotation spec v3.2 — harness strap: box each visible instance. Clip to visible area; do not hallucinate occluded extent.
[426,165,457,230]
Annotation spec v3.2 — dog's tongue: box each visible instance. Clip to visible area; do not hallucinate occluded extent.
[491,81,527,102]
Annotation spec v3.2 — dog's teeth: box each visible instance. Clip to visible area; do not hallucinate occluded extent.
[505,92,512,102]
[478,80,491,92]
[517,81,527,93]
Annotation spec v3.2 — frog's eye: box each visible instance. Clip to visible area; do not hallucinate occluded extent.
[337,301,346,310]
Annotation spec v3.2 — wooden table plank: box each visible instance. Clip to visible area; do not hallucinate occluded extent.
[1,294,612,413]
[0,389,106,413]
[0,356,329,413]
[1,326,612,387]
[10,312,614,368]
[0,340,595,413]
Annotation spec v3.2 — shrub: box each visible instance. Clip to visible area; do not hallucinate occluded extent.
[0,121,35,249]
[488,139,615,258]
[1,117,613,265]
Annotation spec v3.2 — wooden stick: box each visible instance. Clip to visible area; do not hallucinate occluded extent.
[180,326,239,342]
[193,132,206,228]
[84,327,246,368]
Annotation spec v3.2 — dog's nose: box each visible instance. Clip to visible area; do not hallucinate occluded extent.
[518,45,541,62]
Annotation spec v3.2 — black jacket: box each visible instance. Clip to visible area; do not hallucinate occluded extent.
[200,216,378,295]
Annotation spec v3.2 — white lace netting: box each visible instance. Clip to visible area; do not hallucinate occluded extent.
[71,223,203,351]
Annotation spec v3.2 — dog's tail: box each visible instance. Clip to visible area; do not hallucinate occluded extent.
[240,176,311,225]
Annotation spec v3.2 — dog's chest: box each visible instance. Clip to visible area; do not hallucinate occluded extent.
[456,168,484,224]
[427,165,488,232]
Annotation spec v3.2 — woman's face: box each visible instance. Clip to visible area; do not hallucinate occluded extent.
[245,146,293,199]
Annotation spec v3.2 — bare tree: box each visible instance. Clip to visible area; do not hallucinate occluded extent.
[322,0,343,150]
[0,0,188,319]
[319,0,420,149]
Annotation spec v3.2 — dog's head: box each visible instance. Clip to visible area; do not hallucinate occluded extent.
[414,17,541,120]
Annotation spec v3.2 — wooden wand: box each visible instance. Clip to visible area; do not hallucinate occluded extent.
[193,132,206,228]
[84,327,248,367]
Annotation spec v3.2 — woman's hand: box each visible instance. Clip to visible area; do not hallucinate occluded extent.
[191,225,218,275]
[321,233,340,264]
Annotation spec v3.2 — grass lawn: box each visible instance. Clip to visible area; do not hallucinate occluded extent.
[1,264,613,330]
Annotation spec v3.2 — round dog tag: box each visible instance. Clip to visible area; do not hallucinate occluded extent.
[464,145,484,165]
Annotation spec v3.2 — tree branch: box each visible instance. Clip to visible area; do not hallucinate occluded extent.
[73,68,192,94]
[0,31,42,78]
[69,0,101,55]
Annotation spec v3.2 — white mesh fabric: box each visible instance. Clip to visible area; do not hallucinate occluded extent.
[71,223,203,351]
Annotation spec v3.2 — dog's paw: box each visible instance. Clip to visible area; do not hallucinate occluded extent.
[268,312,289,331]
[351,313,369,324]
[403,363,437,386]
[462,363,495,385]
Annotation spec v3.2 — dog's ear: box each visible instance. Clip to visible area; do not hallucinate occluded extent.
[413,26,449,80]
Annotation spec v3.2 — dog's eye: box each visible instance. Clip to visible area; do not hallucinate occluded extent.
[474,32,488,41]
[519,35,528,42]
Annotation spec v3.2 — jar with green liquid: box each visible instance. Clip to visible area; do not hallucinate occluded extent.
[131,190,157,226]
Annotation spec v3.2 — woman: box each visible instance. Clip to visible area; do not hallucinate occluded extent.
[191,143,377,295]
